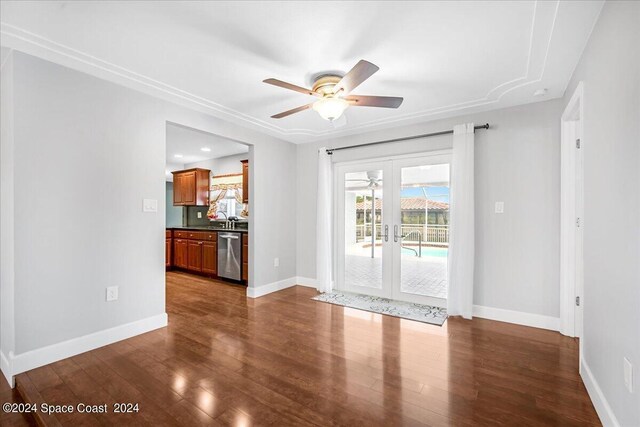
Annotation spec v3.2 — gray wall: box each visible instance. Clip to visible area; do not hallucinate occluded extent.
[0,47,16,378]
[297,99,563,318]
[2,52,297,359]
[185,152,248,176]
[563,2,640,425]
[165,182,183,227]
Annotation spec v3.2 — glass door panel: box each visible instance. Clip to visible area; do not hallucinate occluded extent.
[392,156,450,306]
[336,162,392,297]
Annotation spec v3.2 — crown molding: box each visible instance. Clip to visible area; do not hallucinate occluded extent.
[0,0,559,143]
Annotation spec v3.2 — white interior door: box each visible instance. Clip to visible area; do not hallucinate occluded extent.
[336,153,451,306]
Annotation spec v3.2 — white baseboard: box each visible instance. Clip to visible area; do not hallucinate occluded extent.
[247,277,297,298]
[473,305,560,331]
[1,350,13,388]
[294,276,318,288]
[246,276,318,298]
[9,313,167,377]
[581,359,619,427]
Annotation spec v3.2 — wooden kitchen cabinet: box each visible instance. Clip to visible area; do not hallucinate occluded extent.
[202,241,217,274]
[166,230,172,269]
[171,230,219,276]
[242,234,248,281]
[241,160,249,204]
[187,241,203,271]
[174,239,188,268]
[172,168,210,206]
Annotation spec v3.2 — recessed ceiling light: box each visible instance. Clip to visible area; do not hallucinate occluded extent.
[201,147,211,152]
[534,88,548,97]
[174,154,183,158]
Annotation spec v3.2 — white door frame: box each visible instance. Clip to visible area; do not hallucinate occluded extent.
[333,150,451,305]
[560,82,584,344]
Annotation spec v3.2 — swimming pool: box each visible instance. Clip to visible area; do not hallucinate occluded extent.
[401,247,448,258]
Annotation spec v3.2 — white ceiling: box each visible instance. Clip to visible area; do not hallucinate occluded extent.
[166,123,248,166]
[0,1,603,143]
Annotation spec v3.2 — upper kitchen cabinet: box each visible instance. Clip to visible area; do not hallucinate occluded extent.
[172,168,210,206]
[241,160,249,204]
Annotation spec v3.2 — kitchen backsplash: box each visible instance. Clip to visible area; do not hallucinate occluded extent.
[185,206,210,226]
[183,206,248,229]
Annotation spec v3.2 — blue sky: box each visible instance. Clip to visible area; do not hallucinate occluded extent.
[401,186,449,203]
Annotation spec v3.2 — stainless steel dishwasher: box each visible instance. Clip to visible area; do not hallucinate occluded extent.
[217,232,241,281]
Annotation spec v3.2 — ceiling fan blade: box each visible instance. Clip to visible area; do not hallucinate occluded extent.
[263,78,320,97]
[344,95,404,108]
[270,103,314,119]
[333,60,379,95]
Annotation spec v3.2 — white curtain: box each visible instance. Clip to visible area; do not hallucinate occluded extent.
[316,148,333,293]
[447,123,475,319]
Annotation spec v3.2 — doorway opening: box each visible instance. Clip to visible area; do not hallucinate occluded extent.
[335,153,451,307]
[164,121,251,286]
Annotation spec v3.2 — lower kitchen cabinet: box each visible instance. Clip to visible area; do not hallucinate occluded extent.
[242,234,248,281]
[187,241,203,271]
[170,229,246,282]
[174,239,188,268]
[202,241,217,274]
[166,230,172,269]
[171,231,220,276]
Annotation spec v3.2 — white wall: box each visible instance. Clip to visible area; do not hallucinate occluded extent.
[563,2,640,425]
[0,48,16,385]
[185,152,248,176]
[0,51,297,381]
[12,52,167,354]
[296,99,563,318]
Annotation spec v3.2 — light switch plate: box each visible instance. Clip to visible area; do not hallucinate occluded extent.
[495,202,505,214]
[143,199,158,212]
[106,286,119,302]
[624,357,633,393]
[274,258,279,268]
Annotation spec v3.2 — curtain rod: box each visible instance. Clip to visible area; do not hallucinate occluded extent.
[326,123,490,155]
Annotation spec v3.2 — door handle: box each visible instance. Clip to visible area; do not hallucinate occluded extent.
[384,225,389,242]
[394,225,399,242]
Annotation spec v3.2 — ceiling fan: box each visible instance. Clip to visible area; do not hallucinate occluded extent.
[263,60,403,121]
[346,171,383,189]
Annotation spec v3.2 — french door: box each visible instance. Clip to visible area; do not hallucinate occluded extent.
[335,153,451,306]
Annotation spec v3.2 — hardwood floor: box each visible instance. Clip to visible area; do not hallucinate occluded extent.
[0,374,37,426]
[13,271,600,426]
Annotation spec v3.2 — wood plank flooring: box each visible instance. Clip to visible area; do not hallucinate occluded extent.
[0,373,37,426]
[13,271,601,426]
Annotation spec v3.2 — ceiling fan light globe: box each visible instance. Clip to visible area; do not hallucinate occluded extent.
[313,97,349,121]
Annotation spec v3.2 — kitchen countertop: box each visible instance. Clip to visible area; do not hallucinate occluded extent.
[167,226,249,234]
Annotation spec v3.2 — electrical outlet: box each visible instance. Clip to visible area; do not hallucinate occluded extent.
[624,357,633,393]
[495,201,505,214]
[106,286,119,302]
[274,258,279,268]
[143,198,158,212]
[197,212,202,219]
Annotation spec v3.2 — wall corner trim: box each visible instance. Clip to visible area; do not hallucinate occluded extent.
[9,313,168,378]
[472,305,560,331]
[581,359,620,427]
[246,277,317,298]
[1,350,14,388]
